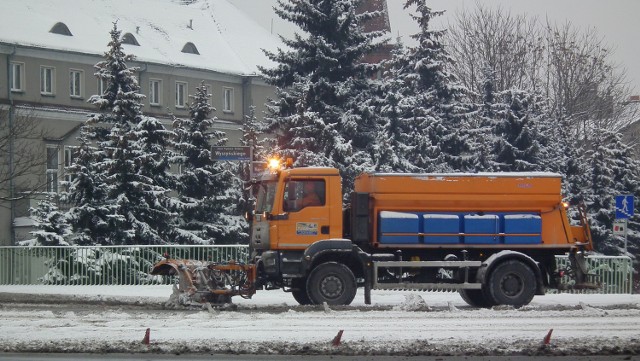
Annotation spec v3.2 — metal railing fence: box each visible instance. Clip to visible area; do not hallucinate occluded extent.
[555,254,634,294]
[0,246,633,294]
[0,245,249,286]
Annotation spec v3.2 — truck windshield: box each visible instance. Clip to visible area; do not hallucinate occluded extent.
[255,181,277,213]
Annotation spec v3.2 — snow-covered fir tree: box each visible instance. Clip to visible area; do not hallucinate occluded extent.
[390,0,472,172]
[172,83,244,244]
[62,125,111,245]
[261,0,387,198]
[21,194,70,246]
[236,106,268,215]
[586,129,640,258]
[372,40,417,172]
[584,128,619,255]
[552,115,590,207]
[491,89,546,172]
[73,23,176,245]
[468,68,501,172]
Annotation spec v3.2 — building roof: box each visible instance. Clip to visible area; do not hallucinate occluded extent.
[0,0,283,76]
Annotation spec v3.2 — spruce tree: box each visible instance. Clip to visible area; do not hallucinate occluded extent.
[62,125,111,245]
[261,0,386,197]
[21,194,71,246]
[394,0,472,172]
[584,129,618,254]
[588,130,640,290]
[172,83,242,244]
[604,130,639,257]
[553,115,590,207]
[491,89,545,172]
[469,68,500,172]
[78,23,175,245]
[236,106,267,215]
[373,41,416,172]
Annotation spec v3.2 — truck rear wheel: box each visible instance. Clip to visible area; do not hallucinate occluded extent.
[291,278,312,305]
[306,262,357,306]
[458,289,494,308]
[488,260,536,307]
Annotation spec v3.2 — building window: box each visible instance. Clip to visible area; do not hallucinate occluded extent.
[181,42,200,55]
[63,146,76,189]
[149,79,162,106]
[40,66,55,95]
[97,78,107,96]
[223,87,234,112]
[50,22,73,36]
[70,69,83,98]
[46,146,59,193]
[176,81,187,108]
[10,62,25,92]
[122,33,140,46]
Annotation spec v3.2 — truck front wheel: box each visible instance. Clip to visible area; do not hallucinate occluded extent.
[306,262,357,305]
[488,260,536,307]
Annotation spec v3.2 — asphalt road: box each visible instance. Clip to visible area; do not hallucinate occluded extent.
[2,291,639,356]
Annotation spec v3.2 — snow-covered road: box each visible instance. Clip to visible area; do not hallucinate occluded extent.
[1,285,639,355]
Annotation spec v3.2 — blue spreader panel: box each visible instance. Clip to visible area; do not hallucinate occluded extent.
[378,211,543,245]
[463,215,499,244]
[503,214,542,244]
[423,214,460,244]
[379,211,420,244]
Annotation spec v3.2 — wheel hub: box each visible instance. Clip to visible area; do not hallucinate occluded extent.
[501,274,523,297]
[320,275,343,299]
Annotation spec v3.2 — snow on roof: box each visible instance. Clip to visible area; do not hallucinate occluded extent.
[0,0,283,76]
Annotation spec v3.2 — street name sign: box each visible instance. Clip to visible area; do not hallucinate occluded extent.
[211,146,251,161]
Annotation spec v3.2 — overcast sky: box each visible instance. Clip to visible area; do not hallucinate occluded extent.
[229,0,640,94]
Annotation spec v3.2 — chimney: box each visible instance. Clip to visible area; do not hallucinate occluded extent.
[357,0,393,65]
[357,0,391,34]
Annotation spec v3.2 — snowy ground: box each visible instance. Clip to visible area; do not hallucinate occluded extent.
[1,285,639,356]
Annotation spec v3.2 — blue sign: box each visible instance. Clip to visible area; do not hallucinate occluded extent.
[615,195,634,219]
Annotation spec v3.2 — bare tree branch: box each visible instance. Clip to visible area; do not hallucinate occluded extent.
[0,107,50,203]
[445,4,637,142]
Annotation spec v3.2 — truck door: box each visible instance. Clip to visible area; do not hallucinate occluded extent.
[277,178,331,250]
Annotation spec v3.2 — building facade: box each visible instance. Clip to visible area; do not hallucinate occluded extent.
[0,0,393,245]
[0,0,282,245]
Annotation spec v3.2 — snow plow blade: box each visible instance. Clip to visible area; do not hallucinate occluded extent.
[150,258,257,304]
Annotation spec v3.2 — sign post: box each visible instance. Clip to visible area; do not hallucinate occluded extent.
[615,195,634,254]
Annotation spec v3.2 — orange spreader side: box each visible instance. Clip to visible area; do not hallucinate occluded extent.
[355,172,588,249]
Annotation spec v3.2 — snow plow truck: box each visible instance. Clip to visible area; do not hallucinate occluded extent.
[151,160,595,308]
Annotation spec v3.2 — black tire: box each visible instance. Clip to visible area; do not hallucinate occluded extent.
[488,260,536,307]
[291,278,312,305]
[306,262,357,306]
[458,288,495,308]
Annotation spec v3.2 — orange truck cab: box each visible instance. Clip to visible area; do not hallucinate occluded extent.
[248,166,594,308]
